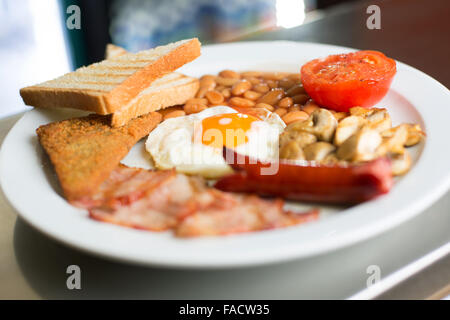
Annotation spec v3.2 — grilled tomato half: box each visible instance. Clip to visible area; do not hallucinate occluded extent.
[301,50,396,112]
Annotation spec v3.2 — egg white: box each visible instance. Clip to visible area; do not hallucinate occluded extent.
[145,106,285,178]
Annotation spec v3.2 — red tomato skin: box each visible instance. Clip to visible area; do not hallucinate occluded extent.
[301,51,396,112]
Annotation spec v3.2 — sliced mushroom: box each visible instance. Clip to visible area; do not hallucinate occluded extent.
[381,126,398,138]
[279,129,317,149]
[303,142,336,161]
[334,115,367,146]
[296,108,338,142]
[366,109,392,132]
[390,151,411,176]
[405,124,425,147]
[366,108,388,122]
[349,106,371,117]
[279,140,305,160]
[337,127,382,161]
[333,112,349,122]
[377,124,408,156]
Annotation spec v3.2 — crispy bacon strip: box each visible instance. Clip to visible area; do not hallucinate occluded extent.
[71,164,176,209]
[81,165,318,236]
[214,148,393,204]
[88,169,205,231]
[176,194,318,237]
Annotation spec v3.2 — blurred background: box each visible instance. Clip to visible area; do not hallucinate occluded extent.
[0,0,358,118]
[0,0,448,118]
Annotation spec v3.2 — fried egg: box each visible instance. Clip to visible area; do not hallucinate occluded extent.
[145,106,285,178]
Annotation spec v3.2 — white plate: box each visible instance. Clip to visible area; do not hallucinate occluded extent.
[1,41,450,269]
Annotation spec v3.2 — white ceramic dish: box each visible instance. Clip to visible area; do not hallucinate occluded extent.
[1,41,450,269]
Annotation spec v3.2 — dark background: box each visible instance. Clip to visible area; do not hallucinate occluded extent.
[62,0,450,88]
[0,0,448,118]
[62,0,359,66]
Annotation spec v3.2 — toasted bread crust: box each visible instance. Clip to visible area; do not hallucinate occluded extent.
[105,44,127,59]
[111,77,199,127]
[20,38,201,116]
[20,87,109,114]
[104,38,201,113]
[36,112,162,201]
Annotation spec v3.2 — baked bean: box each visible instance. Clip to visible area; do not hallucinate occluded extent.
[274,108,288,117]
[278,78,296,90]
[199,76,216,89]
[266,80,278,89]
[278,97,293,108]
[200,74,216,83]
[221,88,231,99]
[186,98,208,105]
[257,88,285,105]
[215,77,239,87]
[288,105,301,113]
[205,90,225,105]
[292,94,309,105]
[243,90,262,100]
[286,84,306,96]
[241,71,262,78]
[229,97,255,108]
[282,111,309,125]
[164,110,186,120]
[253,84,270,93]
[196,86,212,98]
[219,69,240,79]
[287,73,302,81]
[231,80,252,96]
[184,103,208,114]
[215,85,226,92]
[260,72,289,80]
[250,108,273,119]
[255,103,274,111]
[302,103,319,115]
[245,77,261,85]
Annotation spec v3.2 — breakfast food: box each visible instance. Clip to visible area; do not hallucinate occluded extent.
[76,165,318,237]
[22,41,426,238]
[20,38,201,126]
[145,106,285,178]
[182,67,422,177]
[301,51,397,111]
[215,148,393,204]
[181,70,310,126]
[278,106,424,175]
[111,72,199,127]
[105,43,128,59]
[36,112,162,201]
[103,43,200,127]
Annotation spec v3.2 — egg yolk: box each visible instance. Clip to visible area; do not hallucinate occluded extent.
[200,113,259,149]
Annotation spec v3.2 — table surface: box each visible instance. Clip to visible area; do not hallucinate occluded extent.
[1,0,449,299]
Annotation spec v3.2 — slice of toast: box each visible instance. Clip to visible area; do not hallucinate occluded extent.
[103,43,199,127]
[105,44,128,59]
[111,72,198,127]
[20,38,201,115]
[36,112,162,201]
